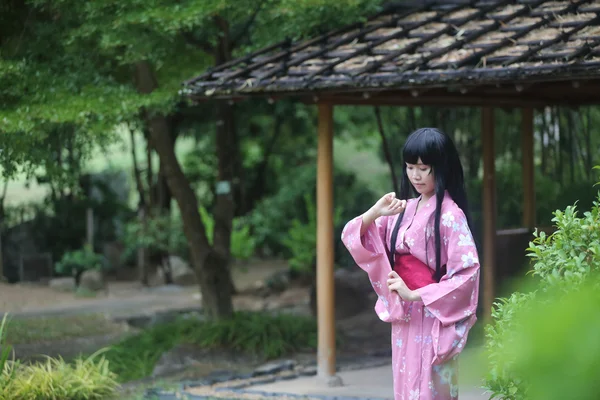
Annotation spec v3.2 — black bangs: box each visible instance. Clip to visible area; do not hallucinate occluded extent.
[402,127,445,166]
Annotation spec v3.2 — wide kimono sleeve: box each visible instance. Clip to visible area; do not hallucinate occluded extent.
[341,215,407,323]
[416,207,480,365]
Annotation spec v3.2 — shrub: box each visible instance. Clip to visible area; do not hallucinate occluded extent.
[484,167,600,399]
[0,315,18,392]
[282,193,343,274]
[485,277,600,400]
[55,245,107,287]
[0,316,118,400]
[248,163,375,263]
[122,208,257,264]
[199,206,257,261]
[105,312,319,382]
[121,212,188,262]
[0,352,118,400]
[184,311,318,358]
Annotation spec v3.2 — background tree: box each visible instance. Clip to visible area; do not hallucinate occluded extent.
[0,0,383,318]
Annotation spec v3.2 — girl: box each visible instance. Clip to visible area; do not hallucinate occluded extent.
[341,128,480,400]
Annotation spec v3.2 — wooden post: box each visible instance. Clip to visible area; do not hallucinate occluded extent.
[521,108,535,229]
[316,103,342,386]
[481,107,497,323]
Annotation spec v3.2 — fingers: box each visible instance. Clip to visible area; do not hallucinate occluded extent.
[387,281,404,292]
[384,192,396,203]
[396,199,407,212]
[387,275,405,288]
[385,198,407,215]
[388,270,400,279]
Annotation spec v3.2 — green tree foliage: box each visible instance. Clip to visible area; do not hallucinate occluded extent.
[1,0,385,319]
[1,0,382,140]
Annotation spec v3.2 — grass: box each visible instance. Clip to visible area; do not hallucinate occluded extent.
[104,311,319,383]
[1,315,119,400]
[0,350,119,400]
[4,314,129,345]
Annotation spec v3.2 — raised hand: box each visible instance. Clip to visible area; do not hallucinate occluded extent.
[372,192,407,217]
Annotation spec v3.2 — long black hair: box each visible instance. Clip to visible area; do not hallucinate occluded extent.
[388,128,472,281]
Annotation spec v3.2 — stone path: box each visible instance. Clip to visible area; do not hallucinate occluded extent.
[240,364,489,400]
[141,359,490,400]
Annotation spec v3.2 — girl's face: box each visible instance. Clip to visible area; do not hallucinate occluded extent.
[406,158,435,198]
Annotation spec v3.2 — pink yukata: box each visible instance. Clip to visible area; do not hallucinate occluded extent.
[341,191,480,400]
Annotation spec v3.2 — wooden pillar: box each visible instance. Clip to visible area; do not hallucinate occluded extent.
[481,107,496,323]
[316,103,342,386]
[521,108,535,229]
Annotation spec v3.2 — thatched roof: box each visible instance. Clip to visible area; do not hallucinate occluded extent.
[183,0,600,104]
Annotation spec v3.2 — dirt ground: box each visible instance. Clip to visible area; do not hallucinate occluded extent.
[0,259,288,314]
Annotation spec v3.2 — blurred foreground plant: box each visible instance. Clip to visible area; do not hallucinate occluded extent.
[0,315,18,392]
[0,315,118,400]
[485,277,600,400]
[484,167,600,399]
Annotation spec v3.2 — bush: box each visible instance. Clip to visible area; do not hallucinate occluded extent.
[484,167,600,399]
[105,312,319,382]
[121,212,188,262]
[55,245,107,286]
[199,206,257,261]
[282,193,343,274]
[0,316,18,392]
[122,208,257,264]
[248,163,375,264]
[0,316,118,400]
[485,277,600,400]
[0,353,118,400]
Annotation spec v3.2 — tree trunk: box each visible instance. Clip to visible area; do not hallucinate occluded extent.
[158,167,172,211]
[244,113,283,214]
[135,61,233,319]
[146,130,155,209]
[156,130,176,284]
[374,106,399,194]
[212,102,238,294]
[541,107,550,176]
[584,107,592,180]
[212,17,238,295]
[552,107,562,185]
[129,126,149,285]
[137,208,149,285]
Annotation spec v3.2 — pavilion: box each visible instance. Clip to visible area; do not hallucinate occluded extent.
[182,0,600,383]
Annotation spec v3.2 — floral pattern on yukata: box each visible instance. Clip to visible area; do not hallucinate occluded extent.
[341,191,480,400]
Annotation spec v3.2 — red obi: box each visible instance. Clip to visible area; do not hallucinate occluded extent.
[393,254,444,290]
